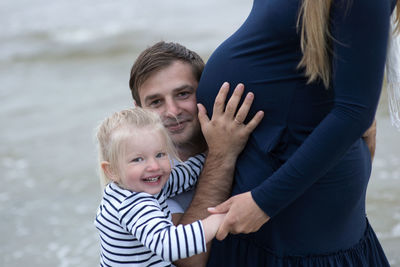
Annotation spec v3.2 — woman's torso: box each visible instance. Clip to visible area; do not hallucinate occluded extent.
[197,0,372,255]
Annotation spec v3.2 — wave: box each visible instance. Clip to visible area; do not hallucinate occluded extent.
[0,0,247,63]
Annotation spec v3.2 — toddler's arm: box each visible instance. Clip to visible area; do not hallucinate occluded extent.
[164,153,205,198]
[120,194,208,262]
[201,213,226,243]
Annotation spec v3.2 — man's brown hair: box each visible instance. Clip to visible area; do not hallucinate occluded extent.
[129,41,205,106]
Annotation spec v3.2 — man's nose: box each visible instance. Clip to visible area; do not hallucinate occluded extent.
[164,98,181,117]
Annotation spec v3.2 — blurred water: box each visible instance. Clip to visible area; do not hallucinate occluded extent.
[0,1,399,266]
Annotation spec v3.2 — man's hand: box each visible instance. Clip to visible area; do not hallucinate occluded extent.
[197,82,264,159]
[208,192,270,240]
[174,82,263,267]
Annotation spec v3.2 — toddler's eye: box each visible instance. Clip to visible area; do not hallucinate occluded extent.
[156,152,166,158]
[131,157,143,162]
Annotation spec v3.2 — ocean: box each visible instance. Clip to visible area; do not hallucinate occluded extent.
[0,0,399,266]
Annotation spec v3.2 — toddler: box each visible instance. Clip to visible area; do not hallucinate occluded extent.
[94,108,224,266]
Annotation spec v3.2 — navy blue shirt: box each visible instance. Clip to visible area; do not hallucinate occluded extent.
[197,0,394,261]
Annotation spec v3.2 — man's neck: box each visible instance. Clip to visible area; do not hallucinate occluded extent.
[175,137,207,161]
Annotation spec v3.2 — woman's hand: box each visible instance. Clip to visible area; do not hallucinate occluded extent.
[208,192,270,240]
[197,82,264,159]
[362,119,376,161]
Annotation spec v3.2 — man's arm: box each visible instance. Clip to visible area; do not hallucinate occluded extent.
[172,150,236,266]
[174,82,264,267]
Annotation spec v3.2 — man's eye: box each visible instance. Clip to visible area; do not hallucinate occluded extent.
[131,157,143,162]
[156,152,166,158]
[149,99,162,107]
[177,91,190,98]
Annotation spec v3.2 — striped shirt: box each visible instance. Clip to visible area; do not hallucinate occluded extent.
[95,154,206,266]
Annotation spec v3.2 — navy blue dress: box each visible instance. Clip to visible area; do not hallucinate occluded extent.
[197,0,395,265]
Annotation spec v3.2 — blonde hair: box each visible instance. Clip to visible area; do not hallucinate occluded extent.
[96,108,178,188]
[298,0,400,88]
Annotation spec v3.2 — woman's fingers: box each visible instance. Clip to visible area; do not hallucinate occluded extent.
[215,220,230,240]
[208,199,232,214]
[213,192,270,241]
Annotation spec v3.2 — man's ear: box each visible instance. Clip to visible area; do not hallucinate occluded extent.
[133,100,137,107]
[101,161,119,182]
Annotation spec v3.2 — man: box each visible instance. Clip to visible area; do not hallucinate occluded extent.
[129,41,377,266]
[129,41,207,224]
[129,41,264,266]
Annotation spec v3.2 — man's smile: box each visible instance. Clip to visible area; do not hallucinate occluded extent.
[165,120,188,133]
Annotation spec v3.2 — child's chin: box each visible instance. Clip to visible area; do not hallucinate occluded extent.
[144,185,163,195]
[147,188,162,195]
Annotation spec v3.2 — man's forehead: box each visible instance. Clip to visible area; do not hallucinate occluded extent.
[140,84,195,101]
[138,61,197,102]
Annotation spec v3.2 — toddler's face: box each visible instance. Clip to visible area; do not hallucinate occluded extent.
[119,128,172,195]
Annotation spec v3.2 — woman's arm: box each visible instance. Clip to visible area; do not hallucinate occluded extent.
[210,0,392,237]
[252,0,390,216]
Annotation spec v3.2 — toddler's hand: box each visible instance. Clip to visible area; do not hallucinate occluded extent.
[202,213,227,243]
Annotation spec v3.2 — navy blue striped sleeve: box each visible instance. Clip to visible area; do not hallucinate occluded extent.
[164,153,205,198]
[119,194,206,262]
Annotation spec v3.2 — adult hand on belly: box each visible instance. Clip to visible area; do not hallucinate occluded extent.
[208,191,270,240]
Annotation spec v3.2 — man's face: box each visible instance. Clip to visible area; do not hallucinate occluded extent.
[138,61,201,147]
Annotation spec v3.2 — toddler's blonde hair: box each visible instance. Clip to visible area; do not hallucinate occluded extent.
[95,108,178,188]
